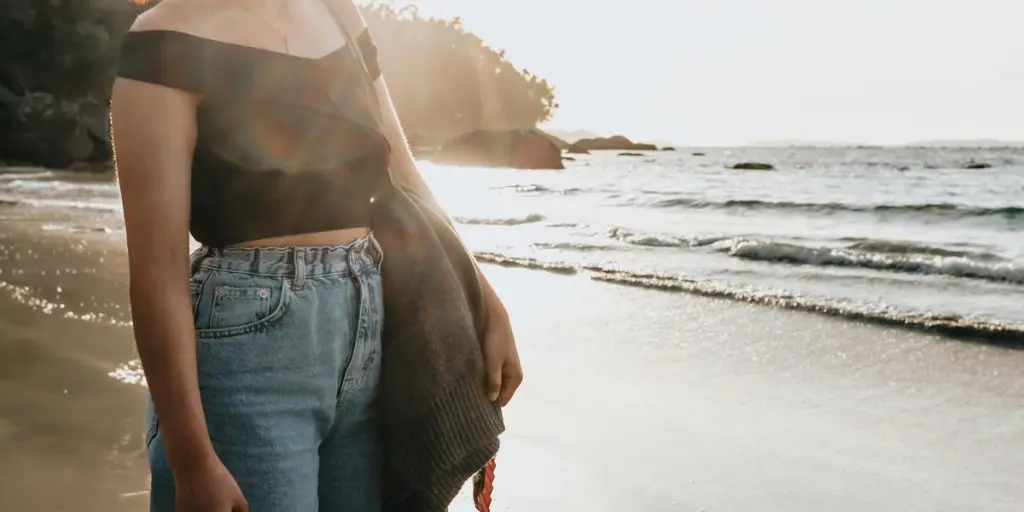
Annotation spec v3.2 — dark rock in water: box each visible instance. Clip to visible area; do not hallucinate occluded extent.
[661,146,676,151]
[431,128,564,170]
[77,99,112,151]
[692,151,707,156]
[618,152,643,157]
[963,162,992,169]
[0,88,112,169]
[2,91,75,168]
[562,156,576,162]
[567,135,657,152]
[729,162,775,171]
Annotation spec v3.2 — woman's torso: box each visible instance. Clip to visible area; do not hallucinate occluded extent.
[118,0,391,249]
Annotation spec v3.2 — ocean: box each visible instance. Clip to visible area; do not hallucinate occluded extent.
[2,146,1022,339]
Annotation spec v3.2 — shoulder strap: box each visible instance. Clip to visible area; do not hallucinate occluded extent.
[318,0,382,81]
[118,31,207,92]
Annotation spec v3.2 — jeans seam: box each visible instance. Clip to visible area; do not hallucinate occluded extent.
[197,265,353,279]
[338,272,371,402]
[190,268,212,320]
[370,233,384,272]
[145,416,159,450]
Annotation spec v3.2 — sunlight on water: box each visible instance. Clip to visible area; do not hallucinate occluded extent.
[3,150,1024,339]
[0,279,130,327]
[108,360,147,387]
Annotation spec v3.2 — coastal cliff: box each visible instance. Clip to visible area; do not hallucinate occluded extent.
[0,0,558,170]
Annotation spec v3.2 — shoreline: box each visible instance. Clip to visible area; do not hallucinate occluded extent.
[3,163,1023,344]
[474,252,1024,347]
[1,210,1023,510]
[4,199,1019,348]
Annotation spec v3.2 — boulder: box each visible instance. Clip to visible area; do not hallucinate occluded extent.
[729,162,775,171]
[3,92,76,168]
[618,152,643,157]
[661,146,676,151]
[567,134,657,152]
[692,151,706,156]
[76,100,112,161]
[963,162,992,169]
[432,128,564,170]
[77,100,110,142]
[0,90,112,169]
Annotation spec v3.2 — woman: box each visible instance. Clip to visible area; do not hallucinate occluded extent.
[110,0,523,510]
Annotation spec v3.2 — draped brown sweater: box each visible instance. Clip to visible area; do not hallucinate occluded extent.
[371,185,505,510]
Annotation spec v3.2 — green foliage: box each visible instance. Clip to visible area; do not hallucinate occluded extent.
[360,1,558,143]
[0,0,147,100]
[0,0,557,140]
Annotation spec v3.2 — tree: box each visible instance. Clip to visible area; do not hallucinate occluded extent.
[0,0,558,165]
[0,0,146,100]
[360,1,558,144]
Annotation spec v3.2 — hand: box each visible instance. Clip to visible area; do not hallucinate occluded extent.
[174,457,249,512]
[482,304,523,407]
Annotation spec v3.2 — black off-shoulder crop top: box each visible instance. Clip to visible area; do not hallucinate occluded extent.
[116,28,393,248]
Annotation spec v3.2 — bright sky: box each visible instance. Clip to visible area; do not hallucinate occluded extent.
[401,0,1023,146]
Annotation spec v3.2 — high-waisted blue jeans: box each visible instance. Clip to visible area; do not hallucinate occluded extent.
[146,235,385,511]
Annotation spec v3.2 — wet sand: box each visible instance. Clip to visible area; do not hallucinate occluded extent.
[0,209,146,511]
[1,206,1023,511]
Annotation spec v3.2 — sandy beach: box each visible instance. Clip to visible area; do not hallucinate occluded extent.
[2,0,1023,508]
[1,205,1023,512]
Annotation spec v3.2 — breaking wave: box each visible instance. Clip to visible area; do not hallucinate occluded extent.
[646,198,1024,219]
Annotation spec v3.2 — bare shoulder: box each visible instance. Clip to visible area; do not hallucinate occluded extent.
[129,0,197,32]
[128,0,237,40]
[114,1,202,132]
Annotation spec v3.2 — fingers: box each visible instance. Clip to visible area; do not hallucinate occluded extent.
[497,359,523,407]
[485,348,503,402]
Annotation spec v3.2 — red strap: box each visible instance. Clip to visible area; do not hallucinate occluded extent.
[473,458,497,512]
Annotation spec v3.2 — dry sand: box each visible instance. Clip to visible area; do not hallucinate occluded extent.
[1,207,1022,511]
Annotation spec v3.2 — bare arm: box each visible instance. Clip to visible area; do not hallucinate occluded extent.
[111,75,215,470]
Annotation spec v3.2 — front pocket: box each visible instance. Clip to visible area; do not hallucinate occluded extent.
[194,274,290,340]
[210,285,273,329]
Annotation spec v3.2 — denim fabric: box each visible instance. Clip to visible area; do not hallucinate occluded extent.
[146,235,385,511]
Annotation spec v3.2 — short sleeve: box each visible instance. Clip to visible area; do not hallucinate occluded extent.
[356,30,382,81]
[117,31,205,92]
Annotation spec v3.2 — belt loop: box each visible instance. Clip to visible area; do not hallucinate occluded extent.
[347,238,362,274]
[292,247,307,291]
[189,246,205,275]
[369,233,384,272]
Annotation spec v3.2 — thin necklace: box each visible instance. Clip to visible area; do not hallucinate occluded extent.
[241,2,296,54]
